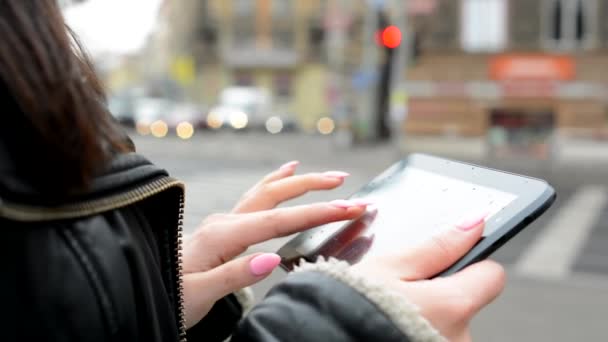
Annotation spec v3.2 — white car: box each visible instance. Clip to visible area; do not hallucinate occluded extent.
[133,98,175,136]
[207,87,283,131]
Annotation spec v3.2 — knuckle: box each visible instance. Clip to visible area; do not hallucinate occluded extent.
[258,184,277,200]
[431,235,454,261]
[261,210,282,232]
[240,189,255,201]
[221,270,239,289]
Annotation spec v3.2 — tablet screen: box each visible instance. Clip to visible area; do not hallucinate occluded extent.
[309,167,518,264]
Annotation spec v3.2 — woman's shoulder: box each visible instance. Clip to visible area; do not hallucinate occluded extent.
[0,152,181,221]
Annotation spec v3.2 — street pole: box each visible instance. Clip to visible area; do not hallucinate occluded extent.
[356,0,380,142]
[326,0,351,148]
[388,0,409,155]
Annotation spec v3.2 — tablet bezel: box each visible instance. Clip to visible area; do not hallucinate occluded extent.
[277,153,556,276]
[405,154,556,276]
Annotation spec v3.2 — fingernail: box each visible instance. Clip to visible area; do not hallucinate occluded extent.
[330,199,369,209]
[456,213,487,231]
[323,171,350,179]
[280,161,300,171]
[351,198,374,206]
[250,253,281,276]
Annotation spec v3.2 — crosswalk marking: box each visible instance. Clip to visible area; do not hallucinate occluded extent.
[515,186,607,279]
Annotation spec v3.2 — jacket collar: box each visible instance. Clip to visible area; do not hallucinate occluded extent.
[0,140,169,207]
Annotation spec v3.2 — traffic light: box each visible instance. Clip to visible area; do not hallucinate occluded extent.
[378,25,402,49]
[374,12,399,140]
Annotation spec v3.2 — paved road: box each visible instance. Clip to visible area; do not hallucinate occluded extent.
[134,132,608,341]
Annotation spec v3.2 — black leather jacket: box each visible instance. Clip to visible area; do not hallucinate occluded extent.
[1,148,437,341]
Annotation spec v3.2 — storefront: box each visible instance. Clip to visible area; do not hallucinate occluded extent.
[403,54,608,158]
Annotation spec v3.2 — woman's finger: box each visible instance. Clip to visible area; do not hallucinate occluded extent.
[234,171,350,213]
[388,213,486,280]
[224,200,370,248]
[259,160,300,184]
[436,260,506,317]
[232,161,299,213]
[183,253,281,325]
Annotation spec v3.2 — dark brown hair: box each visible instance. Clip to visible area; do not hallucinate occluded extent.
[0,1,131,195]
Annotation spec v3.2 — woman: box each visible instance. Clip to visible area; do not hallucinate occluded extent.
[0,1,505,341]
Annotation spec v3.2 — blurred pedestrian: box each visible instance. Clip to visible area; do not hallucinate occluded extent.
[0,1,504,341]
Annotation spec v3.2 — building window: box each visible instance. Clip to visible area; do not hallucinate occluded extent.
[461,0,507,52]
[232,0,256,47]
[542,0,598,50]
[274,73,292,98]
[271,1,294,49]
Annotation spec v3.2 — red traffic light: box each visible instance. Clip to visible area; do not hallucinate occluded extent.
[380,25,401,48]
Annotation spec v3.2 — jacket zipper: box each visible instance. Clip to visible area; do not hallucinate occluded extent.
[0,176,189,341]
[175,190,188,342]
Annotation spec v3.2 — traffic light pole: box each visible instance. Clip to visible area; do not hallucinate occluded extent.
[356,1,379,142]
[388,0,409,153]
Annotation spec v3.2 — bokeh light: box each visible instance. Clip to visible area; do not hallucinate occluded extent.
[150,120,168,138]
[136,122,151,135]
[230,111,249,129]
[317,117,335,135]
[206,111,223,129]
[176,122,194,139]
[265,116,283,134]
[381,25,402,49]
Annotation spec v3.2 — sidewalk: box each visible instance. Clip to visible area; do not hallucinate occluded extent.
[400,135,608,165]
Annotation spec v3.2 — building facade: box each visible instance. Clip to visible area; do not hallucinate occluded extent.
[147,0,349,131]
[404,0,608,156]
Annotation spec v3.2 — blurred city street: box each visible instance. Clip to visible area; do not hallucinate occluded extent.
[60,0,608,339]
[135,132,608,342]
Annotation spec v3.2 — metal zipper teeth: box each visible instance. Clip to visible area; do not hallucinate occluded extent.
[176,192,188,342]
[0,177,184,222]
[0,176,189,341]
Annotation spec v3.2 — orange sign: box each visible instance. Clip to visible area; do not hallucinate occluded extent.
[490,55,575,81]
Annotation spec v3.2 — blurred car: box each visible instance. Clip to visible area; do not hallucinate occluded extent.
[133,97,175,137]
[108,95,136,127]
[165,103,207,129]
[206,87,279,131]
[164,102,207,139]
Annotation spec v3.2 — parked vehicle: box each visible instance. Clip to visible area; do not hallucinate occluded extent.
[133,97,174,137]
[165,102,207,129]
[206,87,294,132]
[108,95,136,127]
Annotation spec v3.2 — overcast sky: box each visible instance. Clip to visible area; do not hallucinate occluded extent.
[64,0,163,55]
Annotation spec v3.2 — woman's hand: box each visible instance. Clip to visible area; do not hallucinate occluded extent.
[182,161,370,326]
[352,215,505,342]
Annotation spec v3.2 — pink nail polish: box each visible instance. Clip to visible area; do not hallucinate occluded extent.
[351,198,374,206]
[456,213,487,231]
[250,253,281,276]
[280,161,300,171]
[329,199,370,209]
[329,200,356,208]
[323,171,350,179]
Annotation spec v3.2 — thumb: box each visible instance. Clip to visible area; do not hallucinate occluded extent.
[435,260,506,316]
[184,253,281,310]
[391,213,487,280]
